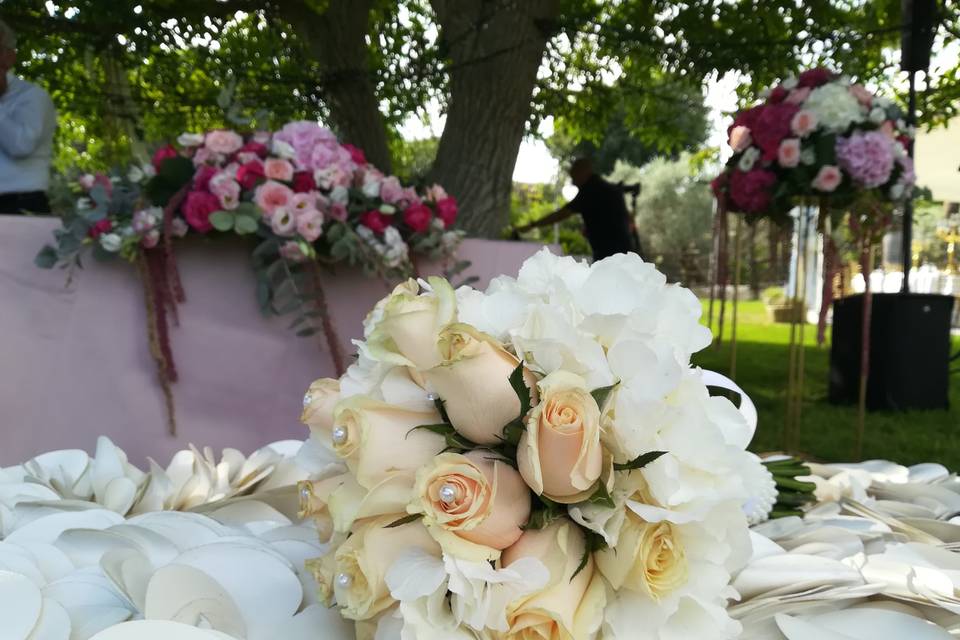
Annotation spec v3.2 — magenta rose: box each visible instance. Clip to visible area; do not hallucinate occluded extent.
[768,85,788,103]
[403,203,433,233]
[342,143,367,166]
[193,165,219,192]
[729,169,777,214]
[183,191,220,233]
[360,210,391,234]
[236,160,266,191]
[238,140,269,159]
[89,219,113,239]
[152,145,179,172]
[710,172,728,200]
[436,197,458,228]
[798,68,833,88]
[752,102,800,162]
[292,171,316,193]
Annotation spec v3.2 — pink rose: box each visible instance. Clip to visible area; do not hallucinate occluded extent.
[152,145,178,171]
[812,165,842,192]
[729,169,777,214]
[270,208,298,237]
[236,152,259,165]
[296,210,324,242]
[798,67,833,88]
[292,171,316,193]
[777,138,802,168]
[360,210,390,234]
[171,218,189,238]
[236,160,265,191]
[254,180,295,217]
[183,191,221,233]
[89,219,113,239]
[192,147,215,167]
[329,202,348,222]
[379,176,405,204]
[265,158,295,182]
[142,229,160,249]
[132,208,157,233]
[342,143,367,166]
[279,240,307,262]
[193,165,219,191]
[436,197,458,228]
[210,174,241,210]
[728,126,752,152]
[425,184,448,202]
[849,84,874,106]
[791,110,818,137]
[880,121,896,139]
[402,186,421,206]
[81,173,113,197]
[78,174,96,191]
[403,202,433,233]
[785,87,811,105]
[204,129,244,155]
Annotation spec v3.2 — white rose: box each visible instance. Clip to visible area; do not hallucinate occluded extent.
[127,165,145,183]
[177,132,205,147]
[362,178,382,199]
[271,138,297,160]
[869,107,886,123]
[890,183,905,200]
[330,185,349,205]
[99,233,123,253]
[782,76,798,90]
[737,147,760,172]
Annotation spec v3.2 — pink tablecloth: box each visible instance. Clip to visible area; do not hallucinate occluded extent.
[0,215,548,465]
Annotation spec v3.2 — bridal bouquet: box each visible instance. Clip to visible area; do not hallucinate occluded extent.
[299,249,759,639]
[712,68,916,221]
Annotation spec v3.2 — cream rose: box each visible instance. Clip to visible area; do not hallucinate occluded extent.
[301,378,341,441]
[424,323,535,445]
[517,371,603,503]
[366,277,457,370]
[331,396,445,489]
[595,515,688,601]
[409,451,531,561]
[501,520,606,640]
[311,515,440,621]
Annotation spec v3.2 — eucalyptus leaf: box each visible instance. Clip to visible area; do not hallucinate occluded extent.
[34,245,58,269]
[613,450,667,472]
[234,214,259,235]
[209,211,235,232]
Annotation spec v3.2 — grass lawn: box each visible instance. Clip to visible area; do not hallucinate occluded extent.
[692,300,960,470]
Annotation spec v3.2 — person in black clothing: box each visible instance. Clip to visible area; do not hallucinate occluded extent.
[515,158,639,261]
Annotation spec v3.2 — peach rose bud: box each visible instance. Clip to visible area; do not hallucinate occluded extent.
[409,451,531,561]
[517,371,603,503]
[424,323,536,445]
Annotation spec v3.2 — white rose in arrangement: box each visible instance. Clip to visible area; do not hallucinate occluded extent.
[301,249,759,640]
[737,146,761,172]
[99,232,123,252]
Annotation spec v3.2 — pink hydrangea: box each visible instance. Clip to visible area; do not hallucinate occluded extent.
[265,158,295,182]
[360,210,391,234]
[204,130,244,155]
[777,139,802,168]
[254,180,295,217]
[729,169,777,214]
[812,165,843,192]
[152,145,178,171]
[836,131,894,188]
[183,191,220,233]
[436,197,458,228]
[296,210,324,242]
[272,121,338,170]
[403,203,433,233]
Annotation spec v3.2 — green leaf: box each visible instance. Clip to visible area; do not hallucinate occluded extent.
[613,450,667,472]
[590,384,616,411]
[234,214,259,235]
[145,156,195,206]
[296,327,318,337]
[434,397,451,424]
[586,481,615,509]
[385,513,422,528]
[499,420,525,448]
[35,245,59,268]
[209,211,235,232]
[288,315,308,330]
[252,239,279,262]
[407,423,476,451]
[523,497,564,531]
[509,362,532,419]
[570,532,607,582]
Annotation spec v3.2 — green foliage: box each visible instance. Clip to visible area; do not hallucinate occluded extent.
[390,135,439,184]
[510,183,591,257]
[608,154,714,283]
[613,451,667,472]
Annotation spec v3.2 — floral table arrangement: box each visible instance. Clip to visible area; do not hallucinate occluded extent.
[35,122,461,434]
[298,249,766,639]
[710,68,918,454]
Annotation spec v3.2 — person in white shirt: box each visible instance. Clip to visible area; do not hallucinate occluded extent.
[0,18,57,215]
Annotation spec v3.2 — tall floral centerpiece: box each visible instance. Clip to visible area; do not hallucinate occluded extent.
[37,122,461,434]
[711,68,917,454]
[298,249,764,639]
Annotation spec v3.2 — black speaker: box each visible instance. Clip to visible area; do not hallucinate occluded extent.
[829,293,954,410]
[901,0,939,73]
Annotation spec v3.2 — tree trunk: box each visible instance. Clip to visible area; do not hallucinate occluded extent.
[748,222,759,298]
[767,220,779,284]
[428,0,560,238]
[277,0,392,172]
